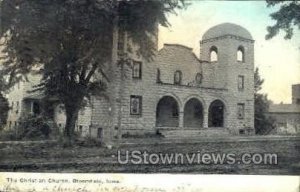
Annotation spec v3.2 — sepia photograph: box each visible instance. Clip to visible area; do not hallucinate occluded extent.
[0,0,299,191]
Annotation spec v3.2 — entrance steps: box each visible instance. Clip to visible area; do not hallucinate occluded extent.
[158,128,230,139]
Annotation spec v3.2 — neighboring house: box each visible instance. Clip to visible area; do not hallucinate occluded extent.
[5,73,42,131]
[267,84,300,134]
[4,73,92,137]
[90,23,255,141]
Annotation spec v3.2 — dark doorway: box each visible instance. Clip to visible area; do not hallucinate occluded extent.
[32,101,40,115]
[184,98,203,128]
[97,128,103,139]
[156,96,179,127]
[208,100,225,127]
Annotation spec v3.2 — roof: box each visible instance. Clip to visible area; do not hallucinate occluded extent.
[163,44,193,51]
[158,44,200,62]
[202,23,253,40]
[24,91,44,100]
[268,104,300,113]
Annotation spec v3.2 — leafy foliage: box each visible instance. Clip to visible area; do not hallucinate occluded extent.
[0,0,186,141]
[17,115,53,139]
[0,93,9,129]
[0,78,9,129]
[254,68,275,134]
[0,115,57,141]
[266,0,300,40]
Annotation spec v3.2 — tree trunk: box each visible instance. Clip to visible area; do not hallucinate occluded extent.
[63,104,80,146]
[105,13,119,145]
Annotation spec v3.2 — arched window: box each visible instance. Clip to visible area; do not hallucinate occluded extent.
[195,73,202,84]
[237,46,245,62]
[174,70,182,85]
[210,46,218,62]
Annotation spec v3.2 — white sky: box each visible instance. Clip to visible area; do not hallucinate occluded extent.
[158,1,300,104]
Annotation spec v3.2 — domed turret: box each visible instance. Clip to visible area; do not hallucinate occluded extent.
[200,22,255,133]
[202,23,253,40]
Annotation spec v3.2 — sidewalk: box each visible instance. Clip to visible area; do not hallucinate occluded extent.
[120,135,300,146]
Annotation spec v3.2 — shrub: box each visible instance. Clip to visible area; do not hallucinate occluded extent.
[0,129,18,141]
[75,135,102,147]
[122,131,164,138]
[16,115,58,140]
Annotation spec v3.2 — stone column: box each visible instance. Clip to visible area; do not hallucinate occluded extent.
[179,111,184,128]
[203,109,209,128]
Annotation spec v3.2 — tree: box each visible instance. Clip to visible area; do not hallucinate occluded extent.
[0,77,9,129]
[254,67,275,134]
[266,0,300,40]
[0,93,9,129]
[0,0,186,143]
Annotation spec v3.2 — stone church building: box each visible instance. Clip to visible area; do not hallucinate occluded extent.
[90,23,255,141]
[4,23,255,141]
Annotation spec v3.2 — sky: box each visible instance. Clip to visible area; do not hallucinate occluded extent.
[158,1,300,104]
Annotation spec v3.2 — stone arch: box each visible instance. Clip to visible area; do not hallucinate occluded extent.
[156,96,180,127]
[183,98,204,128]
[237,45,245,62]
[208,99,226,127]
[157,93,183,110]
[183,95,206,111]
[209,46,218,62]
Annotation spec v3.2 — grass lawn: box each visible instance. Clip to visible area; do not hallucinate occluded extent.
[0,137,299,175]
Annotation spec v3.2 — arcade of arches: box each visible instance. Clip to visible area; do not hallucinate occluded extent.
[156,96,225,128]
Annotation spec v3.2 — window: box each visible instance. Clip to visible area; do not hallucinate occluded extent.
[174,70,182,85]
[296,99,300,104]
[132,61,142,79]
[237,46,245,62]
[79,125,83,134]
[238,75,244,90]
[195,73,202,84]
[210,46,218,62]
[16,101,19,114]
[156,68,161,83]
[237,103,245,119]
[130,95,142,115]
[239,129,245,135]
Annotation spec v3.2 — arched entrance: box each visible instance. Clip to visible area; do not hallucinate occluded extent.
[156,96,179,127]
[184,98,203,128]
[208,100,225,127]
